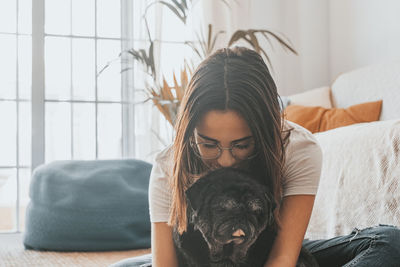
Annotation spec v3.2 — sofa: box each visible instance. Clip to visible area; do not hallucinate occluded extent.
[304,61,400,239]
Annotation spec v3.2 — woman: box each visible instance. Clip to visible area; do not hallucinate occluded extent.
[112,47,400,267]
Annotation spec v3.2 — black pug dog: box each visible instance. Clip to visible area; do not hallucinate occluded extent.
[173,168,319,267]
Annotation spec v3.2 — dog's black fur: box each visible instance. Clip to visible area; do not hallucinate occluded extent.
[173,168,319,267]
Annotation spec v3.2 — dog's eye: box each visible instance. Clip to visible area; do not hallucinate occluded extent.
[220,199,238,210]
[248,199,263,212]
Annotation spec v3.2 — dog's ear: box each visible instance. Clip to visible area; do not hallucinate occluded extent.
[186,179,210,212]
[265,193,277,212]
[264,192,274,206]
[264,192,277,225]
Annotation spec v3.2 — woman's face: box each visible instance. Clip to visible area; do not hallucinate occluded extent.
[194,110,254,168]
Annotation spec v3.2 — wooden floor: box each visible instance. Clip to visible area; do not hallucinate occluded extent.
[0,233,151,267]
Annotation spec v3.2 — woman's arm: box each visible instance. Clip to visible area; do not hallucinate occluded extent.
[264,195,315,267]
[151,222,179,267]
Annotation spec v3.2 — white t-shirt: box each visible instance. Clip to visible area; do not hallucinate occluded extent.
[148,120,322,223]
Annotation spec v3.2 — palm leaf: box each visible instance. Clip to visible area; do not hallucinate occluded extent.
[148,42,156,78]
[261,30,297,55]
[177,69,187,100]
[197,29,207,58]
[210,29,225,54]
[260,31,275,51]
[248,31,261,53]
[207,24,212,55]
[181,0,188,9]
[228,29,297,70]
[152,98,173,125]
[184,41,203,59]
[186,24,225,60]
[158,1,187,24]
[228,29,297,55]
[161,77,175,101]
[171,0,186,15]
[207,24,225,56]
[125,41,156,79]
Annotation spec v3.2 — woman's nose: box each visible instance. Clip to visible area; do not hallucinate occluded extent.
[217,149,236,167]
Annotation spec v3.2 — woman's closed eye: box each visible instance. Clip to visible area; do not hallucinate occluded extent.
[234,143,251,150]
[201,143,218,149]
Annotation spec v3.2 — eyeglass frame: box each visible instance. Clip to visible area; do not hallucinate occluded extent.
[190,136,258,161]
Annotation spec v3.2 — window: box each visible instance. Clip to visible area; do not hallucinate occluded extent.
[0,0,198,233]
[0,0,138,233]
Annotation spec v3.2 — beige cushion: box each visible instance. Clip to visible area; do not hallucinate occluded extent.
[288,86,332,108]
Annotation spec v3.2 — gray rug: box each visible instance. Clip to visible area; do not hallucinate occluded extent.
[0,233,150,267]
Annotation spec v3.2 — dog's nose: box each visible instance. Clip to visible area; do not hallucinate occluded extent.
[232,228,245,238]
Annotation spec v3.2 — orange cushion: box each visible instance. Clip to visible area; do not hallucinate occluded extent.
[284,100,383,133]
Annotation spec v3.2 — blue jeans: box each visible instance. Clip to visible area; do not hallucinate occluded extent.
[303,224,400,267]
[109,225,400,267]
[109,253,152,267]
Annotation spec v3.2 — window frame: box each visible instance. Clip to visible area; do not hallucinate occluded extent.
[32,0,135,171]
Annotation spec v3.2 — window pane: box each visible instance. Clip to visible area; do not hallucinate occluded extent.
[72,38,95,100]
[98,103,121,159]
[19,102,31,167]
[72,103,96,160]
[97,39,121,101]
[0,34,17,99]
[18,35,32,100]
[45,102,72,162]
[71,0,95,36]
[45,37,71,100]
[0,102,16,166]
[0,0,16,33]
[18,0,32,34]
[18,168,31,231]
[45,0,71,35]
[97,0,121,38]
[0,169,16,231]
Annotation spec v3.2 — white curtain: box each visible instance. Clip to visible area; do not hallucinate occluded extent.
[133,0,203,162]
[132,0,168,163]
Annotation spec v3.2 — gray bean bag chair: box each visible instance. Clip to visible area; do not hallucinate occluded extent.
[23,159,152,251]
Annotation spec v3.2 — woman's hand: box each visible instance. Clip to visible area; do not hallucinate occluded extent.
[264,195,316,267]
[151,222,178,267]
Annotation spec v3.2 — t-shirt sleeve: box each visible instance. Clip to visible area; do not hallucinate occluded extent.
[148,147,173,223]
[282,121,323,197]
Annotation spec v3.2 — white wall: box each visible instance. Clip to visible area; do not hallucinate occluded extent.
[329,0,400,81]
[206,0,400,95]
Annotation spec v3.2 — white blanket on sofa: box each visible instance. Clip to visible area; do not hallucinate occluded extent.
[305,120,400,240]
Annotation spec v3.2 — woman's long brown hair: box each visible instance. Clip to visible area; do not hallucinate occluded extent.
[169,47,291,234]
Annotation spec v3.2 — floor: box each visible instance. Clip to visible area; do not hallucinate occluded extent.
[0,233,150,267]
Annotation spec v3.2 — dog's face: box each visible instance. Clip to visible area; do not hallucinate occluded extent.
[186,168,276,264]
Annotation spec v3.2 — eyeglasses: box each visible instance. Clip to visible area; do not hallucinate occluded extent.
[191,138,257,160]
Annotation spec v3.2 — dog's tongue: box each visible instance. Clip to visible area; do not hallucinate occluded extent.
[232,229,245,237]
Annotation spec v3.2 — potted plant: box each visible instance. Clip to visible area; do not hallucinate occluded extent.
[102,0,297,125]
